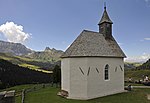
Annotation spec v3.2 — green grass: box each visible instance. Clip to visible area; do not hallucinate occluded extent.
[125,82,144,86]
[0,52,49,64]
[16,95,22,103]
[1,84,150,103]
[0,84,37,103]
[0,55,12,61]
[125,70,150,80]
[19,63,52,73]
[19,63,40,69]
[25,86,150,103]
[0,53,53,73]
[3,84,35,92]
[15,56,35,62]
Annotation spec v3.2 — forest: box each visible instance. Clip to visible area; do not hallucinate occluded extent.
[0,59,53,89]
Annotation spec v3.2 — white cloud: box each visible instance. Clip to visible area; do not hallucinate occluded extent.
[144,38,150,40]
[0,22,31,44]
[125,53,150,63]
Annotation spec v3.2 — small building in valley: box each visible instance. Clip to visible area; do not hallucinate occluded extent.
[61,5,126,100]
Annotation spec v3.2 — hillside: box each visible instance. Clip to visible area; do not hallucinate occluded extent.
[26,47,63,61]
[0,59,52,89]
[0,52,59,71]
[125,70,150,80]
[124,62,142,70]
[0,40,63,63]
[137,59,150,70]
[0,40,33,55]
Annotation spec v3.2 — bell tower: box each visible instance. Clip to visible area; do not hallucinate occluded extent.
[98,4,113,39]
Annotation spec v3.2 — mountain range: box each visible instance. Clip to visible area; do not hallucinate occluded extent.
[0,40,33,55]
[25,47,63,61]
[0,40,63,61]
[0,40,64,71]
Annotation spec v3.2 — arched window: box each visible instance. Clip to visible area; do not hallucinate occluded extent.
[104,64,109,80]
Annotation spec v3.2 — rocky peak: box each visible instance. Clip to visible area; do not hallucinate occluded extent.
[0,40,33,55]
[44,47,51,51]
[44,47,62,53]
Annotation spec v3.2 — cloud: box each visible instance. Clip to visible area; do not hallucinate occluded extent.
[144,38,150,40]
[0,22,31,43]
[125,53,150,63]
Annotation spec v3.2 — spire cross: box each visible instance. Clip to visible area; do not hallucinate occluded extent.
[104,2,106,10]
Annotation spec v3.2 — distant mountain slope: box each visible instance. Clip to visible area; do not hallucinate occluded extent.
[0,40,63,70]
[26,47,63,61]
[137,59,150,69]
[0,40,63,61]
[0,40,33,55]
[0,52,60,70]
[0,59,52,89]
[124,62,142,70]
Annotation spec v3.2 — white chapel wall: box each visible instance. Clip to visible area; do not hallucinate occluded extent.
[61,58,70,92]
[61,57,124,99]
[86,57,124,99]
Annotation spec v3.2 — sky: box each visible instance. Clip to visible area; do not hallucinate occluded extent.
[0,0,150,62]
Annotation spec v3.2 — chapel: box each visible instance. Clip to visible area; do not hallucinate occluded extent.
[61,5,126,100]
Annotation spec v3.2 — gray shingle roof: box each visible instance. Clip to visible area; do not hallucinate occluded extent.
[61,30,126,58]
[98,8,113,25]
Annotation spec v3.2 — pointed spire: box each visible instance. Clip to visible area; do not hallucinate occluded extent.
[104,2,106,10]
[98,3,113,25]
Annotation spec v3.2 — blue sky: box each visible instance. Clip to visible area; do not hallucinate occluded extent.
[0,0,150,62]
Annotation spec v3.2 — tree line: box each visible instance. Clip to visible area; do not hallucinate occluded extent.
[0,59,53,89]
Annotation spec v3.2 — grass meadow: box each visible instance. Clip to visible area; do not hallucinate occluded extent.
[25,86,150,103]
[2,84,149,103]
